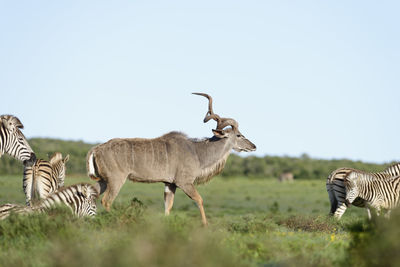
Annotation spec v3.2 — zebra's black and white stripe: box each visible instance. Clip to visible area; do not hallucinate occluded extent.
[0,115,36,166]
[0,183,98,220]
[326,163,400,219]
[345,171,400,218]
[23,152,69,206]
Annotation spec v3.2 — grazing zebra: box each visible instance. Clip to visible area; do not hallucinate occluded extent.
[326,162,400,219]
[0,115,36,166]
[0,183,98,220]
[23,152,69,206]
[345,172,400,218]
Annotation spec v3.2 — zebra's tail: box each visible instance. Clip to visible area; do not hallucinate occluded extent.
[87,149,100,181]
[23,162,38,206]
[31,161,43,205]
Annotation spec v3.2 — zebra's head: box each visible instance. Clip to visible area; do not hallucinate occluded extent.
[0,115,36,166]
[49,152,70,187]
[76,184,98,217]
[344,172,360,206]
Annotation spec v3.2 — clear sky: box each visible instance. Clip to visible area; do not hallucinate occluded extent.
[1,1,399,163]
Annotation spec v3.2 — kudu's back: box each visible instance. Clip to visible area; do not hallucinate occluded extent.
[87,132,199,184]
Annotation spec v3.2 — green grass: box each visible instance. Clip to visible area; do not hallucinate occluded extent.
[0,175,368,267]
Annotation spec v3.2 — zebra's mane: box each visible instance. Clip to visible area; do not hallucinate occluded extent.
[0,115,24,129]
[384,162,400,171]
[56,183,99,199]
[329,165,399,183]
[346,171,399,183]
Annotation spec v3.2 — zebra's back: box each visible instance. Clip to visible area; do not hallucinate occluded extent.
[0,183,99,220]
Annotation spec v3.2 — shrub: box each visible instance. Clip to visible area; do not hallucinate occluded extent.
[346,208,400,267]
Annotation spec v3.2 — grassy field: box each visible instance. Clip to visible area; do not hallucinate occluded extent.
[0,175,368,267]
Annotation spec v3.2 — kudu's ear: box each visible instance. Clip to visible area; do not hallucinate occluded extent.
[212,129,228,138]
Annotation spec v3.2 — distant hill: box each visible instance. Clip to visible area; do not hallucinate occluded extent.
[0,138,395,179]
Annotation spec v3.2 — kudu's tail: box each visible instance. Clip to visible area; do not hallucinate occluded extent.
[86,148,100,181]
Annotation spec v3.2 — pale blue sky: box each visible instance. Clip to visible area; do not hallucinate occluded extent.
[1,1,399,163]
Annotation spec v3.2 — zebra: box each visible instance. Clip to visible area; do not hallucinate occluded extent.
[23,152,69,206]
[326,162,400,219]
[345,171,400,218]
[0,183,98,220]
[0,115,36,166]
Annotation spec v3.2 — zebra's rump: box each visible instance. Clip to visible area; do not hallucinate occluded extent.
[23,154,68,206]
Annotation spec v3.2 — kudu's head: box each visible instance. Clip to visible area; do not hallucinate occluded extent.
[193,93,256,152]
[0,115,36,166]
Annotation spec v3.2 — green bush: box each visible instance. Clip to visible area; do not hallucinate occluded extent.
[346,208,400,267]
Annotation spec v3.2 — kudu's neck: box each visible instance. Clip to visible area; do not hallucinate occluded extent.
[191,136,234,184]
[194,135,234,171]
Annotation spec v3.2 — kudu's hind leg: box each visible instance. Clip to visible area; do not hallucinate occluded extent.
[164,183,177,215]
[101,177,126,211]
[94,179,108,195]
[179,183,208,226]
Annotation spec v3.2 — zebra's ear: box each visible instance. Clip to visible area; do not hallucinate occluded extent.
[63,155,70,163]
[80,185,89,198]
[2,118,15,132]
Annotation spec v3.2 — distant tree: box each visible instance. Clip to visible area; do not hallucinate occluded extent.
[0,138,391,179]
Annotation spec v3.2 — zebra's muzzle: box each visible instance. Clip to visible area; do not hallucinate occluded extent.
[23,153,36,167]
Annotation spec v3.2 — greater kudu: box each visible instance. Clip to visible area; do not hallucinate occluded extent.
[86,93,256,225]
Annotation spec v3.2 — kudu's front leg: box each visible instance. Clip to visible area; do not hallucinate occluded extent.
[179,183,208,226]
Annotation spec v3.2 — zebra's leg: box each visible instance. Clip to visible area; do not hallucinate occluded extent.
[384,209,391,219]
[164,183,177,215]
[366,207,372,220]
[333,202,348,219]
[375,207,381,217]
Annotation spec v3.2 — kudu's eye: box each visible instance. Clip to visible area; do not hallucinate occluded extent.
[236,134,241,137]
